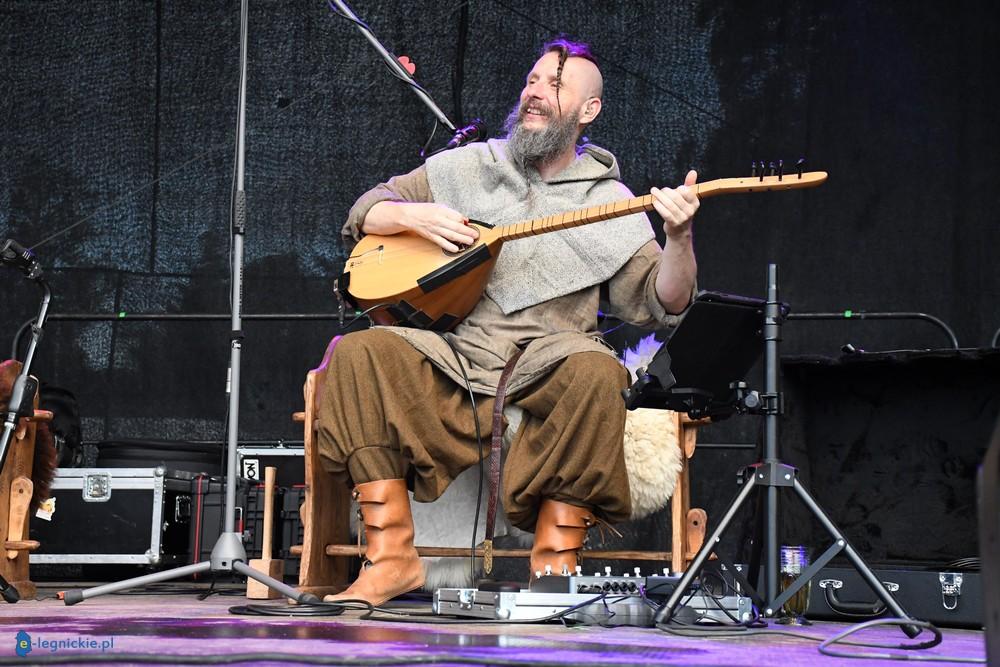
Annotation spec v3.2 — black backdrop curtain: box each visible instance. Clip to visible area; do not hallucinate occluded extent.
[3,1,998,560]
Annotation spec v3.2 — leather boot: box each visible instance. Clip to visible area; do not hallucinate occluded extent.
[529,499,599,579]
[323,479,424,606]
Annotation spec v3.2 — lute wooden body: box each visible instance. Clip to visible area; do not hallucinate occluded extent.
[340,171,827,330]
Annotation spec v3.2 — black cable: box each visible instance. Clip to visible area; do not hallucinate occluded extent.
[439,334,485,586]
[657,573,759,629]
[418,119,440,159]
[230,598,369,617]
[341,302,395,329]
[660,581,708,627]
[373,591,612,625]
[229,602,347,617]
[197,577,220,601]
[818,618,985,663]
[107,583,242,596]
[657,617,985,664]
[228,591,612,626]
[697,572,744,625]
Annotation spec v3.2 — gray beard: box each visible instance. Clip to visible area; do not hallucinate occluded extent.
[502,103,581,172]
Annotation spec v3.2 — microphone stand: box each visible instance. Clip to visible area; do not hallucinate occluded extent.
[328,0,487,154]
[328,0,455,132]
[0,248,50,603]
[60,0,317,606]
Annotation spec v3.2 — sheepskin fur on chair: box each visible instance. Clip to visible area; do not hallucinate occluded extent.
[620,334,685,519]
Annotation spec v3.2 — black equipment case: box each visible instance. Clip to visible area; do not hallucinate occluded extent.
[806,566,984,629]
[30,467,197,567]
[29,467,248,570]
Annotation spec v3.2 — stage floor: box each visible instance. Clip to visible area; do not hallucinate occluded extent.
[0,584,987,665]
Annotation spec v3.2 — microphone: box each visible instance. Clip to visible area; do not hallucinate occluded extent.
[444,119,486,150]
[0,239,43,280]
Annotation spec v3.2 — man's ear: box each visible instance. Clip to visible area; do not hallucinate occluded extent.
[580,97,602,124]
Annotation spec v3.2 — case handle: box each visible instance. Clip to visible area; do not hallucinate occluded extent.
[819,578,899,617]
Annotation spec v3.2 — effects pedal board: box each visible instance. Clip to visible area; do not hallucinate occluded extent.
[433,569,753,625]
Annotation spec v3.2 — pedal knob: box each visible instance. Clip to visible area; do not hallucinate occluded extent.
[634,567,642,577]
[534,570,542,579]
[604,566,612,576]
[575,565,582,576]
[662,567,670,576]
[544,564,552,576]
[561,564,570,576]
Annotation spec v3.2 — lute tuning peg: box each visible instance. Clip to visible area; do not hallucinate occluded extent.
[796,157,806,179]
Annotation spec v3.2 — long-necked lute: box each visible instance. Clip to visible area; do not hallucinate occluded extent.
[339,171,827,330]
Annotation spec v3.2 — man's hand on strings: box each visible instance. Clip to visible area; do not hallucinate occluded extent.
[398,202,479,252]
[651,170,699,241]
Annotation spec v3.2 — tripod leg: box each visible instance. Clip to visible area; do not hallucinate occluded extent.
[654,474,759,625]
[745,487,765,593]
[61,561,213,605]
[792,479,923,638]
[766,484,779,604]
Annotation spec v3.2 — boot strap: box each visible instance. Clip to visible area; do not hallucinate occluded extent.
[583,514,624,544]
[356,506,364,559]
[352,488,365,559]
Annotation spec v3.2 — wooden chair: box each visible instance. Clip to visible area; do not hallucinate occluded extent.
[291,336,708,597]
[0,360,52,600]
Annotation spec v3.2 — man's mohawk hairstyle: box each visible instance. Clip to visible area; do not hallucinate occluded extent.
[540,37,597,116]
[541,37,598,66]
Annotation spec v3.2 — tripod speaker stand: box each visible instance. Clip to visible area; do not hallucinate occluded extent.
[639,265,920,637]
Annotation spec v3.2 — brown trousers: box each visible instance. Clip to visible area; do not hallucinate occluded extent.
[316,329,632,530]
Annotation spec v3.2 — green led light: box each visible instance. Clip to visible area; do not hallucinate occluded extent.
[118,311,127,319]
[843,310,853,318]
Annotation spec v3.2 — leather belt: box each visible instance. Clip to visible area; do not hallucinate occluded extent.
[482,348,523,575]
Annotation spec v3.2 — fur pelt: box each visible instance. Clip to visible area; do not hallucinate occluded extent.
[622,406,683,520]
[620,334,685,519]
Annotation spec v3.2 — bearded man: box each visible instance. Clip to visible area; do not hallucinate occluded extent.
[317,38,700,605]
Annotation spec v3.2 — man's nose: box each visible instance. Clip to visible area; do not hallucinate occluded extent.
[524,82,545,98]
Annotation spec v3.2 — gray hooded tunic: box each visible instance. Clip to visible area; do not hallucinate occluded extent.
[342,139,690,396]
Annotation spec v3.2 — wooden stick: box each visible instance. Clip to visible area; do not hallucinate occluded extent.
[246,467,282,599]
